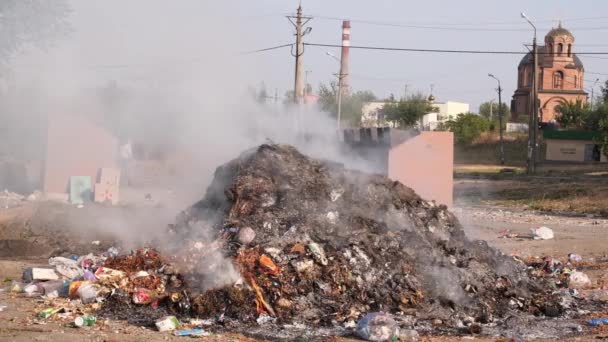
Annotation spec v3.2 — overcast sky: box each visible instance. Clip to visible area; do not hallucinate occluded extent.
[12,0,608,112]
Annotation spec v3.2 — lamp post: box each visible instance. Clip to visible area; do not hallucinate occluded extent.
[326,51,345,130]
[489,74,505,165]
[521,12,538,174]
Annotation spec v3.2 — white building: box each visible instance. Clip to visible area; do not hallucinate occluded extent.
[361,100,470,130]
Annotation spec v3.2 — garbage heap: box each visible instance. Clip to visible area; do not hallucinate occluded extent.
[171,144,551,327]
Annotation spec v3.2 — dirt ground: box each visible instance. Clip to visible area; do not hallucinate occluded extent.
[1,178,608,341]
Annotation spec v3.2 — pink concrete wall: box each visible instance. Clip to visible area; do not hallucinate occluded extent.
[43,113,118,194]
[388,131,453,207]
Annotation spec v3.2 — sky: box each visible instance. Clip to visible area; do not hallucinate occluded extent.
[9,0,608,113]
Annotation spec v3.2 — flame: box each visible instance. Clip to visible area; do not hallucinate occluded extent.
[248,276,276,316]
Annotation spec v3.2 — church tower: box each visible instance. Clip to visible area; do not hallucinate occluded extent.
[511,23,587,124]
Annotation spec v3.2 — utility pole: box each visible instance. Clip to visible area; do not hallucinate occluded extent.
[532,31,539,173]
[287,5,312,105]
[489,74,505,165]
[522,13,537,174]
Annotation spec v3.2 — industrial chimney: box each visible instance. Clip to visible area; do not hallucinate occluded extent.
[340,20,350,96]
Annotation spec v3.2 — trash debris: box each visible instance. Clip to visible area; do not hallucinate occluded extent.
[568,271,591,289]
[568,253,583,263]
[588,318,608,327]
[91,240,101,246]
[23,267,59,282]
[398,329,419,342]
[258,255,279,275]
[307,241,328,266]
[0,304,6,312]
[237,227,256,245]
[74,315,97,327]
[9,280,25,293]
[173,328,210,337]
[531,226,554,240]
[38,307,63,319]
[76,283,101,304]
[155,316,180,332]
[49,257,84,279]
[12,144,597,339]
[356,312,399,341]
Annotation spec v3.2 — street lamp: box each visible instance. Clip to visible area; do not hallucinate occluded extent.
[521,12,538,174]
[325,51,345,131]
[488,73,505,165]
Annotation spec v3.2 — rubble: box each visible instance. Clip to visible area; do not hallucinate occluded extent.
[8,144,608,339]
[171,145,554,328]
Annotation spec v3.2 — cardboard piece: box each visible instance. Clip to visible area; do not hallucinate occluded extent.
[94,183,119,205]
[23,267,59,282]
[99,168,120,186]
[69,176,92,205]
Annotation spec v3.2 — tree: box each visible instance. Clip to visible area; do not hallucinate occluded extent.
[479,101,509,120]
[601,80,608,104]
[442,113,490,144]
[0,1,71,63]
[555,99,591,129]
[317,82,377,126]
[379,93,435,128]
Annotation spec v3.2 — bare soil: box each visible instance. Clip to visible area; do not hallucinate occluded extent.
[2,175,608,341]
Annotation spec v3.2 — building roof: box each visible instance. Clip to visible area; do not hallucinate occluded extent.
[543,130,601,141]
[518,51,584,68]
[546,24,573,39]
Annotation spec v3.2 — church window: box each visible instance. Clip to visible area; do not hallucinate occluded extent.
[567,44,572,57]
[548,43,553,55]
[553,71,564,89]
[557,43,563,55]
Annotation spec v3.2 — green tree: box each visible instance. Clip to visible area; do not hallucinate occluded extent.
[479,101,509,120]
[379,93,435,128]
[555,99,591,129]
[601,79,608,104]
[442,113,490,144]
[318,82,377,126]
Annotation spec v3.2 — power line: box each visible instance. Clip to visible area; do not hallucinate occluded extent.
[304,42,608,55]
[312,15,608,32]
[240,43,293,55]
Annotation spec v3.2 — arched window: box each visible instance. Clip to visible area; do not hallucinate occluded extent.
[567,44,572,57]
[558,43,564,55]
[574,76,578,88]
[548,43,553,56]
[553,71,564,89]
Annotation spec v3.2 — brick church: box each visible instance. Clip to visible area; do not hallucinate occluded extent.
[511,24,587,123]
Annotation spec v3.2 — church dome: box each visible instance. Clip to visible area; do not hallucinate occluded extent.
[546,23,573,40]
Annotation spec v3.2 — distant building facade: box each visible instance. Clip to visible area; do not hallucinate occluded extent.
[511,24,587,123]
[361,100,469,130]
[544,130,606,163]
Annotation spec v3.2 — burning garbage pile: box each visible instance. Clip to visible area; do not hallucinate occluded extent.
[166,144,561,331]
[8,144,598,339]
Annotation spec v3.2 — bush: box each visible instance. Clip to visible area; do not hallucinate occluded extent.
[443,113,491,144]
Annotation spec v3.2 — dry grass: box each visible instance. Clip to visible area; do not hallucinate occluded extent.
[492,181,608,215]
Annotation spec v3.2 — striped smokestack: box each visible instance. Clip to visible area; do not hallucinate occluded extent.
[340,20,350,95]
